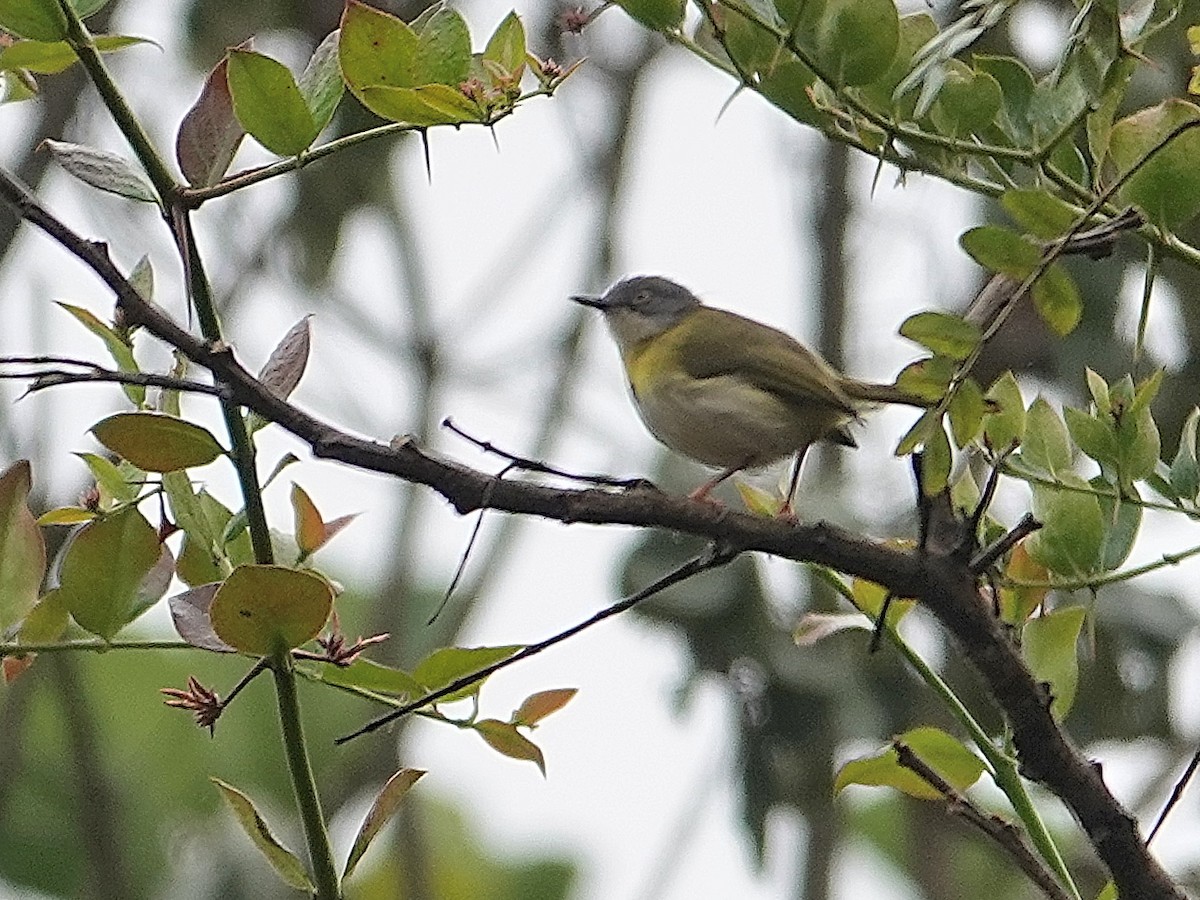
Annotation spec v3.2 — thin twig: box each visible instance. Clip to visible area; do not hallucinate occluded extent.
[336,542,740,743]
[1147,743,1200,844]
[894,741,1071,900]
[443,417,657,489]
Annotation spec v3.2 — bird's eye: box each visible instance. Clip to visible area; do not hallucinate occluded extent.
[636,291,648,303]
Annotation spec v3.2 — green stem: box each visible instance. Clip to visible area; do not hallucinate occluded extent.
[55,0,179,203]
[179,85,556,207]
[810,566,1082,899]
[271,652,341,900]
[0,639,193,657]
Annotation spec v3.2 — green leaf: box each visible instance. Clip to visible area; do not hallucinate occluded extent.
[41,139,157,202]
[947,377,986,447]
[809,0,900,87]
[176,52,246,187]
[930,61,1001,136]
[226,50,318,156]
[56,301,143,405]
[297,30,343,134]
[0,0,67,41]
[1169,407,1200,501]
[415,7,471,86]
[321,658,425,698]
[850,575,915,624]
[474,719,546,775]
[959,225,1040,277]
[1021,398,1072,475]
[17,589,68,644]
[974,55,1036,146]
[920,423,952,495]
[413,644,523,703]
[834,726,986,800]
[894,355,956,401]
[0,460,46,631]
[1085,368,1111,413]
[1064,406,1117,467]
[613,0,684,30]
[1109,99,1200,230]
[209,564,333,655]
[75,451,139,505]
[291,483,325,557]
[483,11,525,77]
[1027,476,1105,577]
[983,371,1025,451]
[0,33,146,74]
[211,779,315,891]
[1097,483,1142,571]
[356,82,483,125]
[894,407,941,456]
[57,506,162,639]
[899,311,981,361]
[1031,262,1082,336]
[1023,605,1087,719]
[344,769,426,879]
[91,411,224,472]
[339,0,420,98]
[1000,188,1079,238]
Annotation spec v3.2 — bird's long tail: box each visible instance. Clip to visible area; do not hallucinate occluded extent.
[841,379,933,408]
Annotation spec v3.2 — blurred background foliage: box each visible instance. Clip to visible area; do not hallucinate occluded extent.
[3,0,1200,898]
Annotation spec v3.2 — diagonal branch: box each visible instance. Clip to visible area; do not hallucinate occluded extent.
[0,165,1182,900]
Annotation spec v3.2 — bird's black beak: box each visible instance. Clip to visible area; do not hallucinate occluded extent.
[570,293,605,309]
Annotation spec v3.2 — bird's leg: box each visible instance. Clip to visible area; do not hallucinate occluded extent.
[779,445,811,520]
[689,457,752,503]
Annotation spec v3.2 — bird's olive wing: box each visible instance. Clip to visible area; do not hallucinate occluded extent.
[674,309,858,416]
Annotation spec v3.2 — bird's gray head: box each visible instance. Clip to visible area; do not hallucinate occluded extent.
[571,276,702,347]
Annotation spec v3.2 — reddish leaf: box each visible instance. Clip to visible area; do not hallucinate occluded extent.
[168,583,235,653]
[0,460,46,631]
[511,688,577,727]
[176,49,247,187]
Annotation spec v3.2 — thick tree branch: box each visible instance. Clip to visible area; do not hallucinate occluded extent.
[0,167,1181,899]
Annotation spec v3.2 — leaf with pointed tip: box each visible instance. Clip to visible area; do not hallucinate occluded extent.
[357,82,483,125]
[983,371,1024,450]
[475,719,546,775]
[298,30,342,133]
[176,51,246,187]
[56,302,143,405]
[212,779,315,891]
[413,644,523,703]
[227,49,319,156]
[168,583,235,653]
[512,688,577,726]
[415,7,471,86]
[0,460,46,631]
[92,412,224,472]
[42,139,157,202]
[835,726,985,799]
[320,658,425,698]
[343,769,426,879]
[291,483,325,557]
[1109,99,1200,230]
[17,589,68,644]
[483,11,525,78]
[0,34,147,74]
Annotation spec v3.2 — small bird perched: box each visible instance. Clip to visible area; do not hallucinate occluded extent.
[572,275,926,511]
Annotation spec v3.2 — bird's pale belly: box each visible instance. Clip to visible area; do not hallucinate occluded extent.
[630,372,849,469]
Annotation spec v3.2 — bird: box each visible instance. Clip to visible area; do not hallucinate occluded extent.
[572,275,926,512]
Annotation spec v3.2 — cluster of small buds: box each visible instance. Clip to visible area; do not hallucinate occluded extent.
[161,676,222,735]
[311,628,390,667]
[79,484,101,511]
